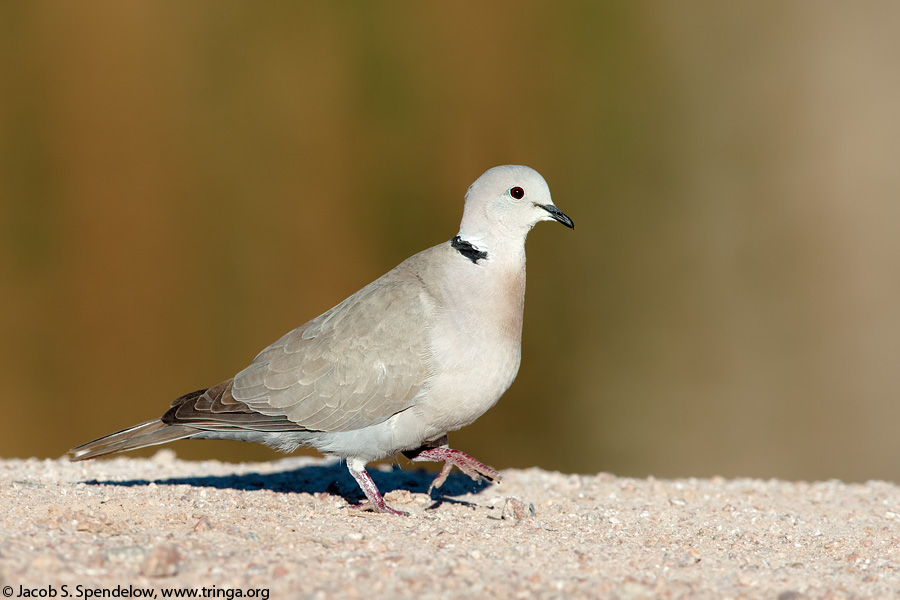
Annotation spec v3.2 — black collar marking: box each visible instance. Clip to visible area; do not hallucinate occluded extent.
[451,236,488,264]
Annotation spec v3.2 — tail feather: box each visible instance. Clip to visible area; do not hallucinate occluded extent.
[69,420,197,461]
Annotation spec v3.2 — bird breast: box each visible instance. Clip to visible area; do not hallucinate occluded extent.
[417,251,527,433]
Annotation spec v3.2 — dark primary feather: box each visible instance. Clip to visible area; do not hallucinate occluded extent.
[69,384,308,461]
[162,381,307,432]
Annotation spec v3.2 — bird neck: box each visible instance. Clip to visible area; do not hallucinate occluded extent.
[453,229,530,271]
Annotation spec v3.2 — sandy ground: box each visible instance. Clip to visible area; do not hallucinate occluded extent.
[1,451,899,599]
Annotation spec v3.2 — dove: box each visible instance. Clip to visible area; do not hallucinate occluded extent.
[70,165,574,515]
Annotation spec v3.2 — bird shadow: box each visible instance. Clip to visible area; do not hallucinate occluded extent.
[81,461,494,508]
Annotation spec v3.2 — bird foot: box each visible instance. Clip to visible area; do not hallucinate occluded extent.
[409,447,502,493]
[349,500,408,516]
[346,458,408,516]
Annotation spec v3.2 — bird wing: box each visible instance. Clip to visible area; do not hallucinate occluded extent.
[162,383,304,432]
[230,265,435,433]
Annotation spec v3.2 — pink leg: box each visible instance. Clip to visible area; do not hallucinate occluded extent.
[409,446,502,493]
[346,458,407,516]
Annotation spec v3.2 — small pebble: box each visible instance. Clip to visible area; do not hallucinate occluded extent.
[501,497,535,522]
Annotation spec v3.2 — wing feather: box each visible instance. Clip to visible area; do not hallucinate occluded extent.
[231,265,435,432]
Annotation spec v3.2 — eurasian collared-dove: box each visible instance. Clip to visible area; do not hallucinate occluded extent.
[70,165,574,515]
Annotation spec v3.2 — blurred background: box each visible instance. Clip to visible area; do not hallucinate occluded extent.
[2,2,899,483]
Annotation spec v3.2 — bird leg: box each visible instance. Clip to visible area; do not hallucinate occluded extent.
[404,437,502,493]
[346,457,407,516]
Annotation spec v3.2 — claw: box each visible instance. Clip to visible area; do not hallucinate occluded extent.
[349,500,408,517]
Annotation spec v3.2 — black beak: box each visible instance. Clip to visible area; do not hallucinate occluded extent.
[539,204,575,229]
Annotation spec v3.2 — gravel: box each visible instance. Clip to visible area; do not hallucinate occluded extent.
[2,451,899,599]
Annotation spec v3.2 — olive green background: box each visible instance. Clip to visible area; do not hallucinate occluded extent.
[3,2,899,482]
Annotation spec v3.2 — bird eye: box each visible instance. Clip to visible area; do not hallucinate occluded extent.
[510,187,525,199]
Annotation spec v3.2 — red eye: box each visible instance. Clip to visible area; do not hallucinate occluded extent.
[510,187,525,199]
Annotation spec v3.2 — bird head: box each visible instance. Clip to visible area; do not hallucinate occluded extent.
[457,165,574,249]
